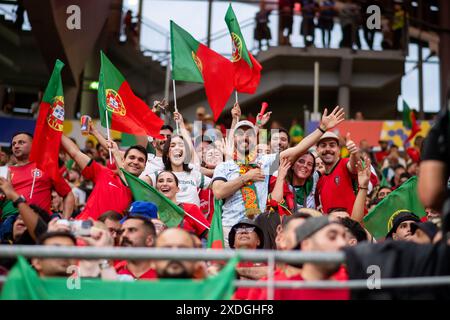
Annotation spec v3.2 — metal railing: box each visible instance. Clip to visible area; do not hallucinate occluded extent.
[1,245,450,299]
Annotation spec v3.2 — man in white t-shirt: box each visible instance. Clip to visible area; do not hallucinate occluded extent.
[140,125,173,183]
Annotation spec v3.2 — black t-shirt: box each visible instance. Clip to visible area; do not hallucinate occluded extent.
[422,107,450,168]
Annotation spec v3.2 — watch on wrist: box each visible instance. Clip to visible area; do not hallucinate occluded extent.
[12,195,26,208]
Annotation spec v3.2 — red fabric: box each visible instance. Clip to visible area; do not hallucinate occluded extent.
[233,262,269,300]
[406,147,420,163]
[115,260,157,280]
[179,203,211,237]
[9,162,71,213]
[198,189,214,224]
[316,158,356,215]
[197,44,235,121]
[29,101,62,181]
[233,53,262,94]
[407,112,421,142]
[76,160,131,220]
[267,176,294,215]
[375,150,389,165]
[246,268,289,300]
[111,81,164,139]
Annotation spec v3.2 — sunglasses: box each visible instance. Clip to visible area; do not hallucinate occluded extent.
[235,227,255,234]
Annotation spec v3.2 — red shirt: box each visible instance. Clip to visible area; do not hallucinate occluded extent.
[9,162,71,213]
[114,260,157,280]
[316,158,356,215]
[246,268,290,300]
[76,160,132,220]
[275,272,349,300]
[233,262,269,300]
[179,203,210,238]
[375,150,389,166]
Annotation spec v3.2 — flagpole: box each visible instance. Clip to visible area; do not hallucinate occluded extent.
[29,170,36,199]
[182,210,210,230]
[172,79,180,133]
[104,109,113,165]
[235,90,238,104]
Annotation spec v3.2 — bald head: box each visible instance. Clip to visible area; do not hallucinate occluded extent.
[155,228,198,279]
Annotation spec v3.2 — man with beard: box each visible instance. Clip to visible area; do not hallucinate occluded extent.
[274,216,349,300]
[114,216,157,279]
[212,107,344,245]
[8,132,74,218]
[31,231,77,277]
[315,131,360,215]
[270,128,290,154]
[154,228,201,279]
[140,125,173,183]
[61,135,147,220]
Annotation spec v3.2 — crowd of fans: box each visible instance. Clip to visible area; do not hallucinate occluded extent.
[255,0,405,51]
[0,98,449,300]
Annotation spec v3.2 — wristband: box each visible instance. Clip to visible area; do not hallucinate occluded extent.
[358,186,368,190]
[318,126,326,134]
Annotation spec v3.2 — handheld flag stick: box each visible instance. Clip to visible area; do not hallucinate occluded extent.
[29,170,37,199]
[182,210,210,230]
[235,91,238,104]
[172,79,180,133]
[104,109,113,165]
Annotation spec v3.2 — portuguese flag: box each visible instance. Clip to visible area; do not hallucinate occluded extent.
[29,59,65,181]
[170,21,234,121]
[225,4,262,94]
[98,51,164,139]
[363,177,425,240]
[402,100,421,142]
[1,256,238,300]
[122,169,184,227]
[207,199,225,249]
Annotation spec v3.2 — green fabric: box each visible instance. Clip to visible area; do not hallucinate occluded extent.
[170,21,203,83]
[1,200,18,220]
[1,256,238,300]
[379,174,391,188]
[98,51,126,129]
[402,100,413,129]
[207,199,224,249]
[363,176,425,240]
[224,4,252,67]
[42,59,64,103]
[289,124,304,141]
[293,178,314,208]
[121,169,184,227]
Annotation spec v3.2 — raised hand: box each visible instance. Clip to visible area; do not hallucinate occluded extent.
[356,155,371,188]
[277,157,292,180]
[320,106,345,131]
[256,111,272,127]
[345,132,359,155]
[0,177,18,201]
[231,102,241,120]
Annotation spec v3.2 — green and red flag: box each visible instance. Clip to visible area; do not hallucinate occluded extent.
[98,51,164,139]
[121,169,184,227]
[402,100,421,142]
[363,176,425,240]
[170,21,234,121]
[29,60,65,181]
[207,199,225,249]
[225,4,262,94]
[1,256,238,300]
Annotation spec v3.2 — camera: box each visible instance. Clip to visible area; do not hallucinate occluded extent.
[56,219,93,236]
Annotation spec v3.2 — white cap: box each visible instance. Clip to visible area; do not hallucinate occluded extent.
[317,131,340,145]
[234,120,256,132]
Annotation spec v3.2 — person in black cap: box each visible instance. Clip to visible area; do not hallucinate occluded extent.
[410,221,439,244]
[386,210,420,241]
[228,218,264,250]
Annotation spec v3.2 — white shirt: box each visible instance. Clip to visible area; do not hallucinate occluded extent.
[139,154,164,180]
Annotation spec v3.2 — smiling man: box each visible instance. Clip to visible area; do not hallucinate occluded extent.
[61,135,147,220]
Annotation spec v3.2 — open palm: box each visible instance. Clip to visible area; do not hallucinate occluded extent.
[321,106,345,130]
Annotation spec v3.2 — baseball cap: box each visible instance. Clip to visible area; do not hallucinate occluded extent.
[410,221,438,241]
[386,211,420,238]
[295,216,339,247]
[234,120,256,133]
[121,201,158,223]
[317,131,340,145]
